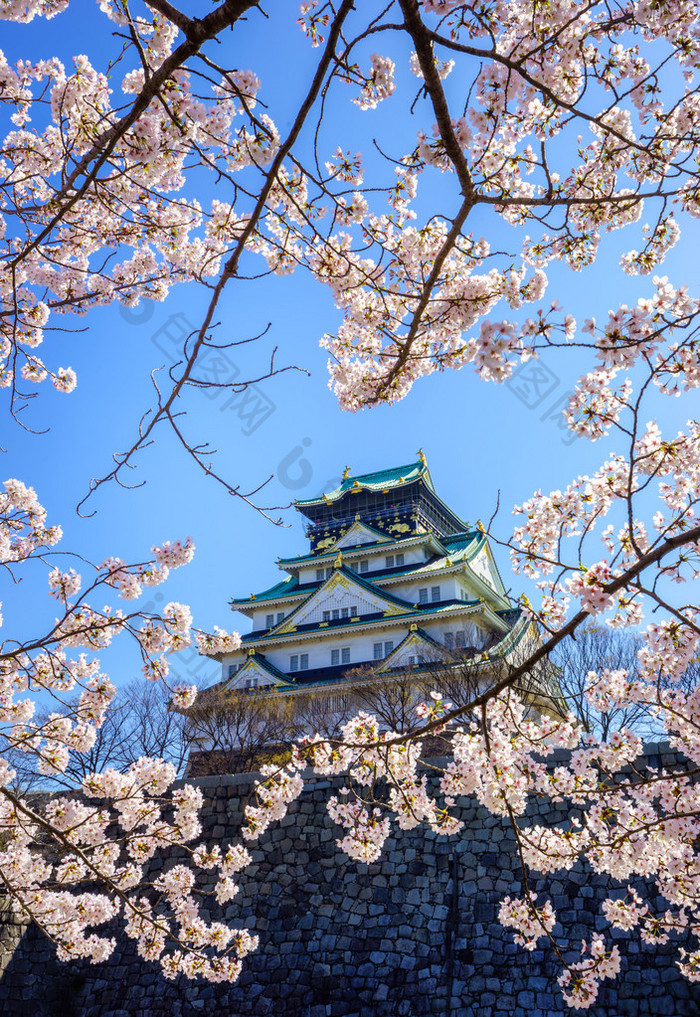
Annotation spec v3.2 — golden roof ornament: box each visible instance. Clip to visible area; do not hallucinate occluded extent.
[248,648,255,656]
[250,593,256,600]
[333,550,343,569]
[343,465,351,480]
[416,448,427,466]
[352,479,361,490]
[410,623,418,632]
[476,519,485,532]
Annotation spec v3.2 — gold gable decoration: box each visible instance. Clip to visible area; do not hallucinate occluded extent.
[389,522,410,534]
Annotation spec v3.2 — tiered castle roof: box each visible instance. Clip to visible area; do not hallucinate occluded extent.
[206,456,533,697]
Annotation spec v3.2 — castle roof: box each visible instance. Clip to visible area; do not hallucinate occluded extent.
[295,459,433,507]
[204,458,555,708]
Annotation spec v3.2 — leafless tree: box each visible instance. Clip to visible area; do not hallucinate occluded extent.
[286,688,355,742]
[551,625,648,739]
[7,679,191,792]
[183,689,295,775]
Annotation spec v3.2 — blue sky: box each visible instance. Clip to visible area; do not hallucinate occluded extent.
[2,2,697,691]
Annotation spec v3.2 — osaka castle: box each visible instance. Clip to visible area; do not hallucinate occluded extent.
[205,454,545,701]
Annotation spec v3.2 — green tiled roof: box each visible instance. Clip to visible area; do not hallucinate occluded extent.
[230,575,299,606]
[278,531,440,568]
[332,565,416,609]
[468,610,528,662]
[239,653,297,686]
[442,530,483,554]
[295,460,433,507]
[240,596,482,644]
[233,533,504,609]
[382,626,447,662]
[202,653,296,696]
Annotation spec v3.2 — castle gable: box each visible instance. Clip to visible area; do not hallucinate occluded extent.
[468,544,506,596]
[274,568,408,633]
[223,655,292,691]
[331,521,391,550]
[375,628,446,673]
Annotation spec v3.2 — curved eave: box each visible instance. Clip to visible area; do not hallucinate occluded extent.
[376,626,450,673]
[277,532,445,570]
[295,460,431,507]
[296,476,467,536]
[225,653,298,689]
[459,563,511,609]
[442,530,483,555]
[489,611,530,658]
[230,575,299,607]
[269,566,418,636]
[374,558,511,611]
[225,600,486,653]
[199,654,299,691]
[462,532,510,589]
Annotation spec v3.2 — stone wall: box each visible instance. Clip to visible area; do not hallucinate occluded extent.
[0,744,697,1017]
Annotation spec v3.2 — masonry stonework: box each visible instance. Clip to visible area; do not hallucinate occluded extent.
[0,746,697,1017]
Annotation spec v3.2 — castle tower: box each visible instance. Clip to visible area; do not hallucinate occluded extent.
[208,456,533,694]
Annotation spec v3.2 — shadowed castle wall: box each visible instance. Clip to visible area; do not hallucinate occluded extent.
[0,744,696,1017]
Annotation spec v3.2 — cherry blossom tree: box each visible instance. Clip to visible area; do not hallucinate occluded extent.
[2,0,700,1008]
[0,481,253,978]
[7,678,193,792]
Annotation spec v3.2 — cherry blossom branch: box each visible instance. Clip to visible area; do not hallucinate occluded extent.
[76,0,356,512]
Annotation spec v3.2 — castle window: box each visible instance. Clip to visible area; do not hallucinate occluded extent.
[395,553,405,567]
[331,649,340,666]
[349,563,358,572]
[323,610,331,622]
[444,632,454,650]
[332,609,340,620]
[385,554,395,568]
[341,647,350,664]
[300,653,309,670]
[266,613,274,628]
[431,586,441,602]
[351,606,357,616]
[418,588,428,604]
[455,631,465,649]
[341,607,349,619]
[316,568,324,581]
[277,612,284,624]
[290,654,299,670]
[373,642,383,660]
[408,655,416,666]
[384,640,394,655]
[359,560,369,573]
[227,664,237,679]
